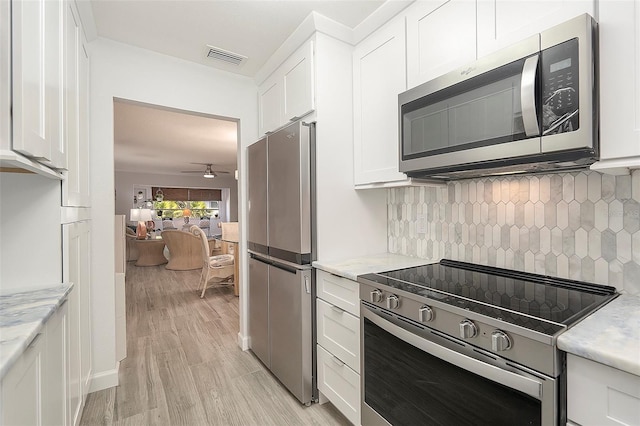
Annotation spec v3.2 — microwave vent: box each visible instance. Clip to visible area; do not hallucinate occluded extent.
[204,45,247,66]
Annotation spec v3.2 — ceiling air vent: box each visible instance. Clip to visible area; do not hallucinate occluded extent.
[204,45,247,66]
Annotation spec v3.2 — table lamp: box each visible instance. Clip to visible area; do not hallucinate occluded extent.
[130,208,153,239]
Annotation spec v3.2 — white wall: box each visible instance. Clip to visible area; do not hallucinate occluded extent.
[114,170,239,221]
[0,173,62,291]
[89,37,257,390]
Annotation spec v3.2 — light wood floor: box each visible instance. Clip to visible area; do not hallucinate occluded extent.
[80,263,350,426]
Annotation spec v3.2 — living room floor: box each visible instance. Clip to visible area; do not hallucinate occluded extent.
[80,263,349,425]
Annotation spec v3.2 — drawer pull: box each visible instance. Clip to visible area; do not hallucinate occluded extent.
[331,356,345,367]
[331,305,344,314]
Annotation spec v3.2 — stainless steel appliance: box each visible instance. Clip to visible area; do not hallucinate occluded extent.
[399,14,598,180]
[358,259,617,425]
[247,120,316,405]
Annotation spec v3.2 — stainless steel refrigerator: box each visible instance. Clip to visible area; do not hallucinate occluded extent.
[247,120,315,405]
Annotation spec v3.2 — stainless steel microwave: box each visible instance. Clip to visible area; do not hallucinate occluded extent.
[399,14,598,180]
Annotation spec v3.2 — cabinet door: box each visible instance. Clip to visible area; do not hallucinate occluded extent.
[11,0,65,168]
[258,73,282,135]
[78,221,92,396]
[63,220,91,424]
[406,0,476,87]
[567,354,640,426]
[595,0,640,167]
[317,345,360,426]
[1,333,44,425]
[43,301,68,426]
[316,299,360,373]
[477,0,595,57]
[63,3,82,206]
[1,0,10,149]
[353,17,407,185]
[282,40,314,122]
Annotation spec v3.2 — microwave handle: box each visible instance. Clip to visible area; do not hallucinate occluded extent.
[521,54,540,137]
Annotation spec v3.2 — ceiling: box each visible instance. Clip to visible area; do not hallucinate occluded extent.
[99,1,386,177]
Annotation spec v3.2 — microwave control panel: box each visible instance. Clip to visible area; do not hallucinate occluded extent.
[540,38,580,135]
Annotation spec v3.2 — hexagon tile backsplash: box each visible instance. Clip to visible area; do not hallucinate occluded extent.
[388,170,640,295]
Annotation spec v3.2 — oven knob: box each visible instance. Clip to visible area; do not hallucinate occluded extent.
[459,319,477,339]
[386,294,400,310]
[370,289,383,303]
[419,305,434,322]
[491,330,512,352]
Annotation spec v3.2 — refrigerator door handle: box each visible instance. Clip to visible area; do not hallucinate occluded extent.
[249,252,272,266]
[304,276,310,294]
[270,260,298,275]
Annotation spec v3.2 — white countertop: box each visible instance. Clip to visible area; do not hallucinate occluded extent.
[313,253,436,281]
[558,294,640,377]
[0,283,73,379]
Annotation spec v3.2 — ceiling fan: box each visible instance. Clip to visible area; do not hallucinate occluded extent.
[180,163,230,179]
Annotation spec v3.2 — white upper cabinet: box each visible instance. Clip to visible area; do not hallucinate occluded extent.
[11,0,66,169]
[353,17,408,186]
[406,0,477,88]
[258,40,314,135]
[282,41,314,122]
[476,0,595,58]
[63,2,90,207]
[592,0,640,174]
[258,73,282,135]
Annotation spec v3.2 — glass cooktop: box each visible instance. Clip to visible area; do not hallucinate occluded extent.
[359,259,617,335]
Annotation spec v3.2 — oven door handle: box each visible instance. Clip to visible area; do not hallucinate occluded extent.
[365,308,543,400]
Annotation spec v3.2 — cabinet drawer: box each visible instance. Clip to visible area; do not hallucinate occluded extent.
[317,345,360,426]
[567,354,640,426]
[316,270,359,316]
[317,298,360,373]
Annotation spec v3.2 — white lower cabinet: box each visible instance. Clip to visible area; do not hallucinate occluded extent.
[316,269,361,425]
[1,299,69,426]
[567,354,640,426]
[1,332,45,425]
[317,299,360,373]
[317,345,361,426]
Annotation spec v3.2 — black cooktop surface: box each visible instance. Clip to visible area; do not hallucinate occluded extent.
[359,259,617,335]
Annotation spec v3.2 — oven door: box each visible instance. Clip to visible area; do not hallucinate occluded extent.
[361,303,559,426]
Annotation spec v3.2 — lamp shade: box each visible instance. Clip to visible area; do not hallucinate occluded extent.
[139,209,153,221]
[130,208,141,221]
[183,208,192,217]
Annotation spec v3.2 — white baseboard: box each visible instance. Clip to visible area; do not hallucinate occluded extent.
[237,332,250,351]
[88,362,119,393]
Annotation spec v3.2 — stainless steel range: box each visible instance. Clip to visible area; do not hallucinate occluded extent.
[358,259,617,426]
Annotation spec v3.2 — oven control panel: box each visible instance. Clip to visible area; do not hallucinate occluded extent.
[359,280,559,377]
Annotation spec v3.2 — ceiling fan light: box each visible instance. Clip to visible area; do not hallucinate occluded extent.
[203,172,215,178]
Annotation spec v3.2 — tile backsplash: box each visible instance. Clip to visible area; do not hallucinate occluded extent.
[388,170,640,295]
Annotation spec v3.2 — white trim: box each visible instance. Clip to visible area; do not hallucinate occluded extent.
[88,362,119,393]
[237,331,250,351]
[352,0,416,45]
[591,156,640,176]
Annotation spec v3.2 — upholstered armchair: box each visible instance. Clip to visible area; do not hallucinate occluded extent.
[161,229,202,270]
[190,225,234,298]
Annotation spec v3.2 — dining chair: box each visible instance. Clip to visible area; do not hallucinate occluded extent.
[190,225,235,298]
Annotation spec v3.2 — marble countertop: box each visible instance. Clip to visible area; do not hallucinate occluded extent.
[313,253,436,281]
[558,294,640,376]
[0,283,73,379]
